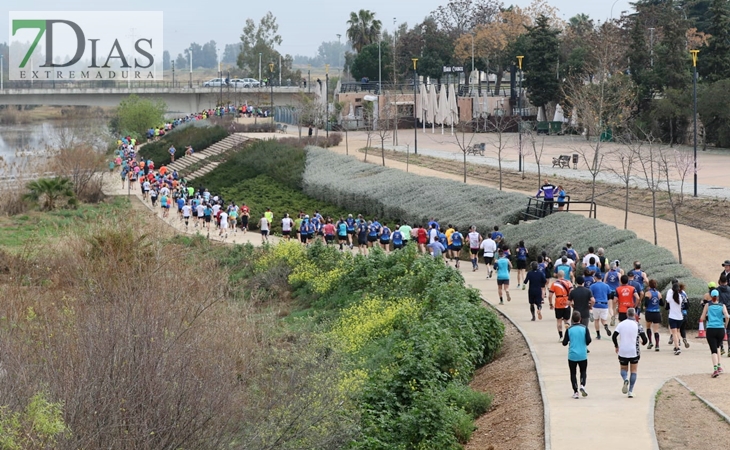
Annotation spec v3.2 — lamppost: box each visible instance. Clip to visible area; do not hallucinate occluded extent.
[189,45,193,88]
[269,62,275,126]
[1,54,4,90]
[259,53,262,84]
[517,55,524,172]
[171,60,175,88]
[324,64,330,145]
[336,33,342,78]
[412,58,418,155]
[691,49,699,198]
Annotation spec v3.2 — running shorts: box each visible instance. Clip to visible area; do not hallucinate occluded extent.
[528,292,543,305]
[555,307,571,321]
[516,259,527,270]
[593,307,609,321]
[325,235,334,243]
[644,312,662,324]
[484,256,494,265]
[367,235,378,243]
[668,318,683,329]
[338,235,347,241]
[618,356,640,366]
[497,279,510,286]
[470,248,479,255]
[282,230,291,236]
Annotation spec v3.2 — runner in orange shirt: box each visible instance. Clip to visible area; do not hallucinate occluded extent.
[549,270,574,341]
[615,275,639,322]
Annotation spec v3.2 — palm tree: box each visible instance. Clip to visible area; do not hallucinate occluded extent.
[347,10,382,53]
[24,177,75,211]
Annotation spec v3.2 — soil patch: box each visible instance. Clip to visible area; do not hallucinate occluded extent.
[655,378,730,449]
[372,149,730,239]
[467,307,543,450]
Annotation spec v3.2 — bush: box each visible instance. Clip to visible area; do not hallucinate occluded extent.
[140,125,229,166]
[256,242,504,448]
[277,133,343,149]
[303,147,526,232]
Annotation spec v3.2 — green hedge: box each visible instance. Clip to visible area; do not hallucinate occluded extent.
[140,125,229,166]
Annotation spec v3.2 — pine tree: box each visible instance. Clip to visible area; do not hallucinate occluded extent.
[523,15,561,110]
[700,0,730,81]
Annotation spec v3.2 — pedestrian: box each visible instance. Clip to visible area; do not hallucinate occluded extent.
[524,261,547,321]
[480,233,497,278]
[643,279,664,352]
[612,308,648,398]
[569,276,594,328]
[259,213,270,243]
[721,260,730,281]
[356,218,368,254]
[494,249,512,305]
[615,275,639,322]
[590,272,612,339]
[666,280,685,355]
[549,270,573,340]
[426,239,446,259]
[701,289,730,377]
[604,261,621,326]
[563,311,591,399]
[536,179,556,217]
[515,240,528,290]
[282,213,294,241]
[467,226,482,271]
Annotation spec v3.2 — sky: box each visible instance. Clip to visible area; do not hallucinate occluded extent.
[2,0,634,59]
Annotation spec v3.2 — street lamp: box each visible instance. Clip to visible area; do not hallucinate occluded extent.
[189,45,193,88]
[269,62,275,126]
[517,55,524,172]
[691,49,699,198]
[412,58,418,155]
[259,53,262,84]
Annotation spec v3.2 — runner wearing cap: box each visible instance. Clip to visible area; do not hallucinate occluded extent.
[701,289,730,377]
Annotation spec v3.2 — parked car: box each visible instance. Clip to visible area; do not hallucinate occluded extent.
[241,78,260,88]
[203,78,226,87]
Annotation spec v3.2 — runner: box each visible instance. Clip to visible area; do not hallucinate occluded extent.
[346,214,356,249]
[491,226,503,245]
[240,204,250,233]
[426,238,446,259]
[467,226,482,272]
[700,289,730,377]
[357,219,369,255]
[264,208,274,230]
[282,213,294,241]
[604,261,621,326]
[258,213,270,243]
[642,279,664,352]
[549,270,573,340]
[399,222,412,247]
[569,276,594,328]
[480,233,497,278]
[555,256,573,283]
[590,272,612,339]
[450,227,463,269]
[615,275,639,323]
[379,223,391,252]
[203,203,213,232]
[666,280,684,355]
[524,261,547,321]
[228,205,238,233]
[612,308,647,398]
[536,180,557,216]
[392,226,404,250]
[323,219,336,245]
[336,217,348,250]
[495,249,513,305]
[299,215,311,245]
[416,225,428,254]
[181,200,192,230]
[367,219,380,248]
[515,240,528,290]
[563,311,591,399]
[218,209,229,239]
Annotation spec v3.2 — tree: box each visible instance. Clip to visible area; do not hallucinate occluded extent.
[659,149,684,263]
[347,10,382,53]
[350,42,391,82]
[486,114,516,190]
[453,121,477,182]
[316,40,350,68]
[112,94,166,138]
[412,18,455,80]
[699,0,730,81]
[609,143,637,230]
[698,78,730,147]
[526,125,546,187]
[162,50,171,70]
[24,177,75,211]
[635,133,663,246]
[222,43,240,65]
[237,12,300,81]
[430,0,503,39]
[523,15,562,115]
[376,95,394,166]
[174,53,187,71]
[200,41,218,69]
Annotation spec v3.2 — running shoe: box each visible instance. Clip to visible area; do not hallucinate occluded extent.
[580,386,588,397]
[604,325,611,336]
[537,310,542,320]
[683,339,690,349]
[655,346,659,352]
[506,291,512,302]
[610,316,616,327]
[596,334,601,340]
[589,312,594,322]
[668,337,673,346]
[712,370,720,378]
[719,366,725,374]
[647,343,653,350]
[572,392,580,399]
[722,348,726,356]
[531,317,536,322]
[499,300,504,305]
[674,348,681,355]
[522,284,526,290]
[622,380,629,394]
[627,391,634,398]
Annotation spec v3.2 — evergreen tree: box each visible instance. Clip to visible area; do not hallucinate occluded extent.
[700,0,730,81]
[523,15,562,110]
[654,1,691,90]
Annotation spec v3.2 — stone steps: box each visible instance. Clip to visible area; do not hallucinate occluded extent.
[166,134,249,171]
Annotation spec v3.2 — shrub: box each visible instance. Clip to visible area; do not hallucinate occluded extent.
[277,133,343,149]
[303,147,526,232]
[140,125,229,166]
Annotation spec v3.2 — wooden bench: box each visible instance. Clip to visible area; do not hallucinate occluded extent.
[466,142,486,156]
[552,154,570,168]
[276,123,288,134]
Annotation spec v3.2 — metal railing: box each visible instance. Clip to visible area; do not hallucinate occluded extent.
[523,196,597,221]
[0,80,308,90]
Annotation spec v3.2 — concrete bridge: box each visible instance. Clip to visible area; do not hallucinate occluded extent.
[0,86,311,114]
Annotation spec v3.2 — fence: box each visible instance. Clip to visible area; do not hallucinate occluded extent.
[523,196,597,221]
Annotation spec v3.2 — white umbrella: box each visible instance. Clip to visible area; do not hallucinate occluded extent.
[553,103,565,122]
[449,84,459,125]
[420,83,428,132]
[416,84,423,123]
[428,85,438,133]
[437,84,448,134]
[537,106,546,122]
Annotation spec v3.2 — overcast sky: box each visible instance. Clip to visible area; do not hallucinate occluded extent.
[4,0,634,58]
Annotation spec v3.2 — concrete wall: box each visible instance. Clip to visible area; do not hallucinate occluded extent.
[0,87,311,114]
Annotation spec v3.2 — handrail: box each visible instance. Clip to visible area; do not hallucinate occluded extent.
[523,196,596,221]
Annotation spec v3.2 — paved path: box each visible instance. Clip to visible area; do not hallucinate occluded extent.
[460,267,715,450]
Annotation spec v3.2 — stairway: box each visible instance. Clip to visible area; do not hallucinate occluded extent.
[166,133,249,172]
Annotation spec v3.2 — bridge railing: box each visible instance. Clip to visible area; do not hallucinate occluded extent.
[0,80,309,90]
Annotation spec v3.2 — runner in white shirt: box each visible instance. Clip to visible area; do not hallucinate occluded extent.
[211,203,221,217]
[467,227,482,272]
[218,211,229,239]
[196,203,205,227]
[181,203,192,230]
[612,308,648,398]
[480,233,498,278]
[582,247,598,269]
[281,214,294,241]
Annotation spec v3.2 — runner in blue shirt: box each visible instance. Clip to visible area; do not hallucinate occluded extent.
[311,216,322,243]
[380,224,391,252]
[604,261,622,326]
[346,214,356,249]
[494,250,513,304]
[392,226,404,250]
[562,310,591,399]
[642,279,664,352]
[589,273,612,339]
[515,240,528,290]
[337,218,348,251]
[299,216,311,244]
[450,227,464,269]
[367,219,380,248]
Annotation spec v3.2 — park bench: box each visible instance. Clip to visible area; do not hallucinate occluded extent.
[466,143,486,156]
[276,123,288,134]
[552,154,570,168]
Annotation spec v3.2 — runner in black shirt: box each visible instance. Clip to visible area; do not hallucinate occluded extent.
[570,276,595,327]
[524,261,548,321]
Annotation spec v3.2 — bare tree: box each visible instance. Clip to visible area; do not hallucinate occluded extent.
[486,114,516,190]
[453,121,477,183]
[658,148,683,264]
[673,149,694,206]
[525,125,546,188]
[362,101,375,162]
[634,133,663,246]
[376,95,394,166]
[609,141,638,230]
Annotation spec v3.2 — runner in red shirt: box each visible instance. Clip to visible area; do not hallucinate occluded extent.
[615,274,639,322]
